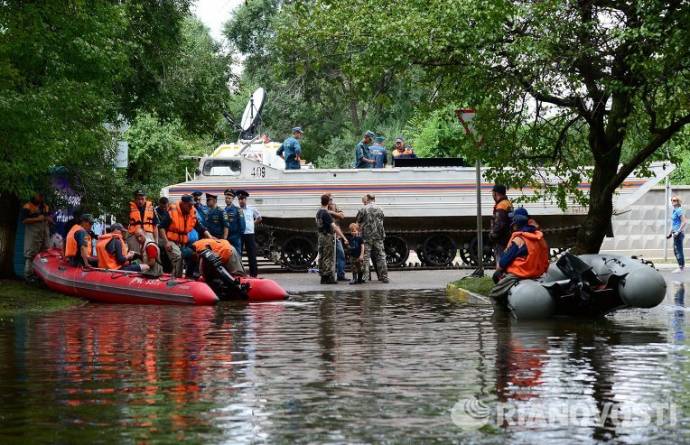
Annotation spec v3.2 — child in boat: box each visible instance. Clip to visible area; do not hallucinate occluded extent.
[348,223,365,284]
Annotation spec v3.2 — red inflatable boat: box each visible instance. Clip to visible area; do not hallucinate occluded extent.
[33,249,288,305]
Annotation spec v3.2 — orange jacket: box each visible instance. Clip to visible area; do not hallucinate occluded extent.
[166,205,197,245]
[96,233,128,269]
[193,238,233,264]
[128,201,155,234]
[506,230,549,278]
[65,224,92,259]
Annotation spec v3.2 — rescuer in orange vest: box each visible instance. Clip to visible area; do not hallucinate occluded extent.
[65,214,98,267]
[21,192,53,281]
[96,223,150,272]
[192,238,245,275]
[489,207,549,304]
[127,190,158,254]
[158,195,212,278]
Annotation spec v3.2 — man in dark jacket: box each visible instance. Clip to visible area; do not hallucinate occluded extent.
[489,184,513,265]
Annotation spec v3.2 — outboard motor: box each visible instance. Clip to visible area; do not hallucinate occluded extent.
[198,248,249,300]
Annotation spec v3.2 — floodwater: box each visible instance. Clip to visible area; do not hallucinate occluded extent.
[1,284,690,444]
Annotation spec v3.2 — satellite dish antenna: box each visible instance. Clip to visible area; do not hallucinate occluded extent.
[240,87,266,139]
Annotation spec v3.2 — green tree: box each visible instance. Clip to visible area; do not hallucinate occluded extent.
[275,0,690,253]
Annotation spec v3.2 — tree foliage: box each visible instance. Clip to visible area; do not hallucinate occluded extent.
[268,0,690,252]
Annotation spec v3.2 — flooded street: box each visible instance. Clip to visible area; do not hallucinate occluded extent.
[1,283,690,444]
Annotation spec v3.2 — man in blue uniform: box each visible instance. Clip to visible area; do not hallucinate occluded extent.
[369,135,388,168]
[204,193,228,239]
[355,130,376,168]
[224,189,245,255]
[277,127,303,170]
[191,190,208,226]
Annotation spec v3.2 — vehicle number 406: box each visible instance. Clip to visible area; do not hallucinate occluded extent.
[250,167,266,178]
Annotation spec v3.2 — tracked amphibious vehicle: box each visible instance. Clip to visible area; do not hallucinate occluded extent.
[162,89,674,271]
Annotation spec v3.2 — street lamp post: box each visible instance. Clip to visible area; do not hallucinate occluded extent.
[457,109,484,277]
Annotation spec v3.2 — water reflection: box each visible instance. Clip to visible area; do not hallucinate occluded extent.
[0,286,687,444]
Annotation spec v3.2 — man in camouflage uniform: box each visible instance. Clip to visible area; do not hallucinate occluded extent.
[316,194,347,284]
[356,193,389,283]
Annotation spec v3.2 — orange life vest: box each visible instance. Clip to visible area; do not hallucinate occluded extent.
[65,224,92,259]
[193,238,233,264]
[23,201,50,218]
[128,201,155,234]
[166,205,197,245]
[96,233,128,269]
[493,198,512,214]
[505,230,549,278]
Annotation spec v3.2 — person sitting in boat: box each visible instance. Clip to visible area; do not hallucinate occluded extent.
[489,207,549,304]
[158,195,212,278]
[192,238,245,276]
[96,223,150,272]
[132,227,163,276]
[65,213,98,267]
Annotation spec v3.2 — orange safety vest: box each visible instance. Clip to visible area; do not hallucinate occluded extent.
[65,224,92,258]
[128,201,155,234]
[166,205,197,245]
[23,201,50,218]
[96,233,128,269]
[505,230,549,279]
[193,238,233,264]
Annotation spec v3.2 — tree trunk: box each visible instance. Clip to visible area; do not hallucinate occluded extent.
[572,162,615,254]
[0,193,20,278]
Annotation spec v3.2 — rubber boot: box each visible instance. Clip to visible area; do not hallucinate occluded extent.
[349,272,359,285]
[357,272,365,284]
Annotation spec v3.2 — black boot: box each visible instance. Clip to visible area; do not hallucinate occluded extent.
[357,273,365,284]
[349,272,359,285]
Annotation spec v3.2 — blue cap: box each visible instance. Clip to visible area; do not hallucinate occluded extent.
[375,136,385,143]
[364,130,376,138]
[509,207,529,225]
[292,126,303,133]
[180,195,193,203]
[191,190,203,197]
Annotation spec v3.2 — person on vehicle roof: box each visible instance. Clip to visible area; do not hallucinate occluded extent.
[277,127,303,170]
[355,130,376,168]
[369,135,388,168]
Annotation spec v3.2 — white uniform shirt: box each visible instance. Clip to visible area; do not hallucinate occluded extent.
[242,206,261,234]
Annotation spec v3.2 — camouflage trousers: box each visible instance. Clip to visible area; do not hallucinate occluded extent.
[318,232,336,278]
[363,238,388,281]
[24,223,48,278]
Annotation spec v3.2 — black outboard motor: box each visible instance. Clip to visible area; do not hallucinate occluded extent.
[548,253,625,316]
[198,248,249,300]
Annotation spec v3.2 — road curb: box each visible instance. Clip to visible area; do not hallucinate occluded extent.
[446,283,492,304]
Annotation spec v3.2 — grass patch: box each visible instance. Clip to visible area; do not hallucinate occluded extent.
[450,276,495,296]
[0,279,84,318]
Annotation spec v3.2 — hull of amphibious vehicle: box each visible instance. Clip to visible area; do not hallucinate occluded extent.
[162,154,673,271]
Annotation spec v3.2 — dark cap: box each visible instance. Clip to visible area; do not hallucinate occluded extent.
[205,192,217,200]
[292,126,303,133]
[110,223,125,232]
[134,189,145,196]
[364,130,376,138]
[180,195,193,203]
[374,136,385,143]
[80,213,95,223]
[492,184,507,195]
[191,190,203,197]
[224,188,235,196]
[235,190,249,198]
